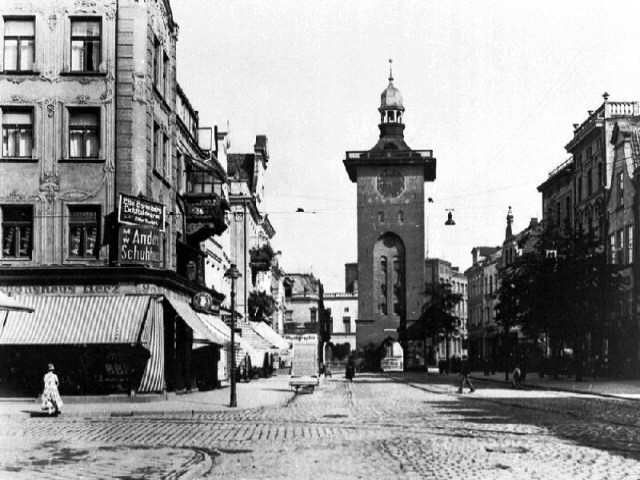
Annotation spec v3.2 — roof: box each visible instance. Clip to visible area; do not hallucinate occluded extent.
[227,153,255,188]
[286,273,321,297]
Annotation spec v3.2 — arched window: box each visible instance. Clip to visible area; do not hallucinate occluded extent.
[374,233,405,319]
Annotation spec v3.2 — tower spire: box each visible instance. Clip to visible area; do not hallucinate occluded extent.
[505,206,514,239]
[389,58,393,82]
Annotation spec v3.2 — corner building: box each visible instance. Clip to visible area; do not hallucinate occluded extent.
[0,0,228,396]
[343,66,436,358]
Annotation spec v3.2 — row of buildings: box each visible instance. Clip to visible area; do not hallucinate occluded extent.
[466,94,640,371]
[0,0,327,396]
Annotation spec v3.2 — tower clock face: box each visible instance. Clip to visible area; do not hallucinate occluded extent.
[377,169,405,198]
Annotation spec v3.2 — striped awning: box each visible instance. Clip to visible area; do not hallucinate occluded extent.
[165,297,224,346]
[0,295,152,345]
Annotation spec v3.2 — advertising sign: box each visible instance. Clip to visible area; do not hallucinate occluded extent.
[118,225,162,265]
[118,194,165,230]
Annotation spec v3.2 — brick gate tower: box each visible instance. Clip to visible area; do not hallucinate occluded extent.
[343,62,436,364]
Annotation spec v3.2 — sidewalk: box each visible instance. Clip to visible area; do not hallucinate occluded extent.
[0,374,296,418]
[470,370,640,400]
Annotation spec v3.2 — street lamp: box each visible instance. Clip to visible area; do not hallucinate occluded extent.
[225,263,242,407]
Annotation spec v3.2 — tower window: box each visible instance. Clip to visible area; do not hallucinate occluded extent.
[378,211,384,223]
[397,210,404,223]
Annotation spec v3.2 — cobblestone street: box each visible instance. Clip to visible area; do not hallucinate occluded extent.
[2,373,640,479]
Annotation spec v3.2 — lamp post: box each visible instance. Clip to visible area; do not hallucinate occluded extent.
[225,263,242,408]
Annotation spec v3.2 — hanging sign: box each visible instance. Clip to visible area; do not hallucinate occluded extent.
[118,225,162,265]
[118,194,165,231]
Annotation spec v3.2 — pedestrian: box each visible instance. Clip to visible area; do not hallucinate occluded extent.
[512,365,523,389]
[41,363,63,416]
[457,354,475,394]
[483,356,490,376]
[345,356,355,382]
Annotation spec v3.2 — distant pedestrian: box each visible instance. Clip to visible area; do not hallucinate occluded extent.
[483,356,490,376]
[41,364,63,416]
[457,355,475,394]
[345,356,355,382]
[512,366,523,389]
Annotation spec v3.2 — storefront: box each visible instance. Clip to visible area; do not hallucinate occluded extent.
[0,280,223,396]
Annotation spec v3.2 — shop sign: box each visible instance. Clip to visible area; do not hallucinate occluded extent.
[118,226,162,265]
[192,291,213,312]
[186,198,218,223]
[118,194,165,230]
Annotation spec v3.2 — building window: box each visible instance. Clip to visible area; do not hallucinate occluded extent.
[153,37,161,87]
[378,211,384,223]
[2,109,33,158]
[609,234,616,264]
[344,307,349,312]
[153,122,160,171]
[310,309,317,323]
[598,163,603,189]
[397,210,404,223]
[162,51,170,98]
[616,230,624,264]
[627,225,633,265]
[68,207,99,258]
[3,19,35,72]
[2,205,32,258]
[617,171,624,208]
[342,317,351,334]
[69,110,99,158]
[70,19,101,72]
[162,134,169,177]
[577,177,582,202]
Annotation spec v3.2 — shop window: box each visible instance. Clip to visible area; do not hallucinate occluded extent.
[3,18,35,71]
[2,109,33,158]
[2,205,32,258]
[68,207,99,258]
[69,109,99,158]
[70,19,101,72]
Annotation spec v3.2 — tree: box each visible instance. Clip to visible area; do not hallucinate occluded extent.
[496,222,625,380]
[404,281,462,370]
[247,291,276,322]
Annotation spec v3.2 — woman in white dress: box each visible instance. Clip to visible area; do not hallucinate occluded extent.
[41,363,63,415]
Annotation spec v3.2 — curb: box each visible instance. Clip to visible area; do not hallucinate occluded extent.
[470,375,640,402]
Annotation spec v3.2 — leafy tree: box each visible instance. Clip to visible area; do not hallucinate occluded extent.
[402,282,462,370]
[496,222,625,380]
[247,291,276,322]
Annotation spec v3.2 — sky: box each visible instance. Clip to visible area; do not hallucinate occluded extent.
[171,0,640,292]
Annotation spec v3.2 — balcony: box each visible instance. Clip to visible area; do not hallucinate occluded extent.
[176,241,206,286]
[184,193,229,242]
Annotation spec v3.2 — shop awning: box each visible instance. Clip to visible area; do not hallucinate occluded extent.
[0,295,152,345]
[0,291,34,312]
[165,297,224,346]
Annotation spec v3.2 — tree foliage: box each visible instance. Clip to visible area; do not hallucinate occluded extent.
[495,222,626,378]
[247,291,276,321]
[406,282,463,340]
